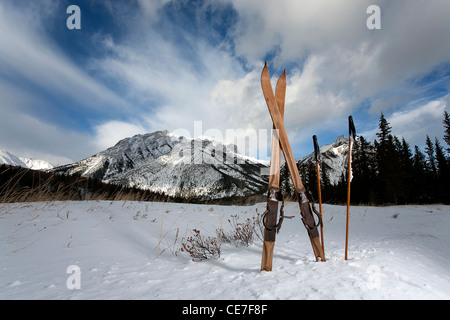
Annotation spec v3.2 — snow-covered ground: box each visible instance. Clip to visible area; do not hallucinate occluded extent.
[1,200,449,300]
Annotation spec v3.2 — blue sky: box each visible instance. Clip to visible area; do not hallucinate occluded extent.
[0,0,449,165]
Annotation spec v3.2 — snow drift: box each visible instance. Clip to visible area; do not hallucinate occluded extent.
[1,200,449,300]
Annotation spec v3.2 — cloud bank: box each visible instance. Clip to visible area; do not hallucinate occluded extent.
[0,0,449,164]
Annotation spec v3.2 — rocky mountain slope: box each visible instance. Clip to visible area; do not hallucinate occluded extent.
[52,131,351,201]
[52,130,268,201]
[296,135,350,185]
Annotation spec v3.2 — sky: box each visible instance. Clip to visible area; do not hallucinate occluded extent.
[0,0,449,166]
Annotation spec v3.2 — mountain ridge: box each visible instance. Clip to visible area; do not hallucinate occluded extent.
[51,130,350,201]
[0,150,54,170]
[52,130,269,201]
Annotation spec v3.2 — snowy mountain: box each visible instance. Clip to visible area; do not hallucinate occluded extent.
[295,135,350,185]
[52,130,269,201]
[52,131,351,201]
[0,150,53,170]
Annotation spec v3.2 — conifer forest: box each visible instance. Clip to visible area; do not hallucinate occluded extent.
[296,112,450,205]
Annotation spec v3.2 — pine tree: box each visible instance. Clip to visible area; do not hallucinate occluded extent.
[443,111,450,153]
[320,159,331,203]
[425,135,436,178]
[389,135,406,203]
[435,138,447,176]
[352,135,376,204]
[413,145,426,170]
[375,113,398,204]
[280,164,293,199]
[376,112,392,143]
[400,138,413,168]
[413,145,428,202]
[307,160,318,200]
[336,172,347,204]
[398,138,414,203]
[435,138,449,202]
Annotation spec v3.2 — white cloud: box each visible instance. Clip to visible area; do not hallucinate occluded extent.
[210,70,269,130]
[2,0,449,164]
[217,0,450,153]
[227,0,372,68]
[91,19,247,134]
[0,94,94,166]
[0,1,131,164]
[227,0,450,76]
[389,97,449,145]
[0,2,126,113]
[93,121,148,151]
[226,0,450,103]
[359,95,449,148]
[137,0,171,20]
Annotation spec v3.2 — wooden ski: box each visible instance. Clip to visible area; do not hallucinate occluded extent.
[261,69,286,271]
[261,62,325,262]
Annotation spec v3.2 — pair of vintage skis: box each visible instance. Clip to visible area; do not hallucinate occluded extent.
[261,62,325,271]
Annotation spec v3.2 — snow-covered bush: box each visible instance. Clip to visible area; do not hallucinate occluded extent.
[181,211,264,261]
[180,229,221,261]
[216,213,264,247]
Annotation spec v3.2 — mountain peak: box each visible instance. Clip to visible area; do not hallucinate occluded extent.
[0,150,26,167]
[0,150,53,170]
[52,130,269,201]
[52,130,351,201]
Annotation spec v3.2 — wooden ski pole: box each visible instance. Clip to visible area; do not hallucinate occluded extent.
[313,135,325,256]
[345,116,356,261]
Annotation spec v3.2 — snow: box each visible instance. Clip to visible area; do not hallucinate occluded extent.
[0,151,27,168]
[0,150,53,170]
[53,130,268,200]
[295,135,350,185]
[19,158,53,170]
[1,200,450,300]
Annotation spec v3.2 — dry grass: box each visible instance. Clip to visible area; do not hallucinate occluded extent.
[180,209,264,261]
[0,164,171,207]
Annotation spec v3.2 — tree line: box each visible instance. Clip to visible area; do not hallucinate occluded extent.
[0,163,265,205]
[2,111,449,206]
[0,164,177,203]
[296,111,450,205]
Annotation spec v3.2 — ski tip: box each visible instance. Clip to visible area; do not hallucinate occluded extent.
[262,61,270,81]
